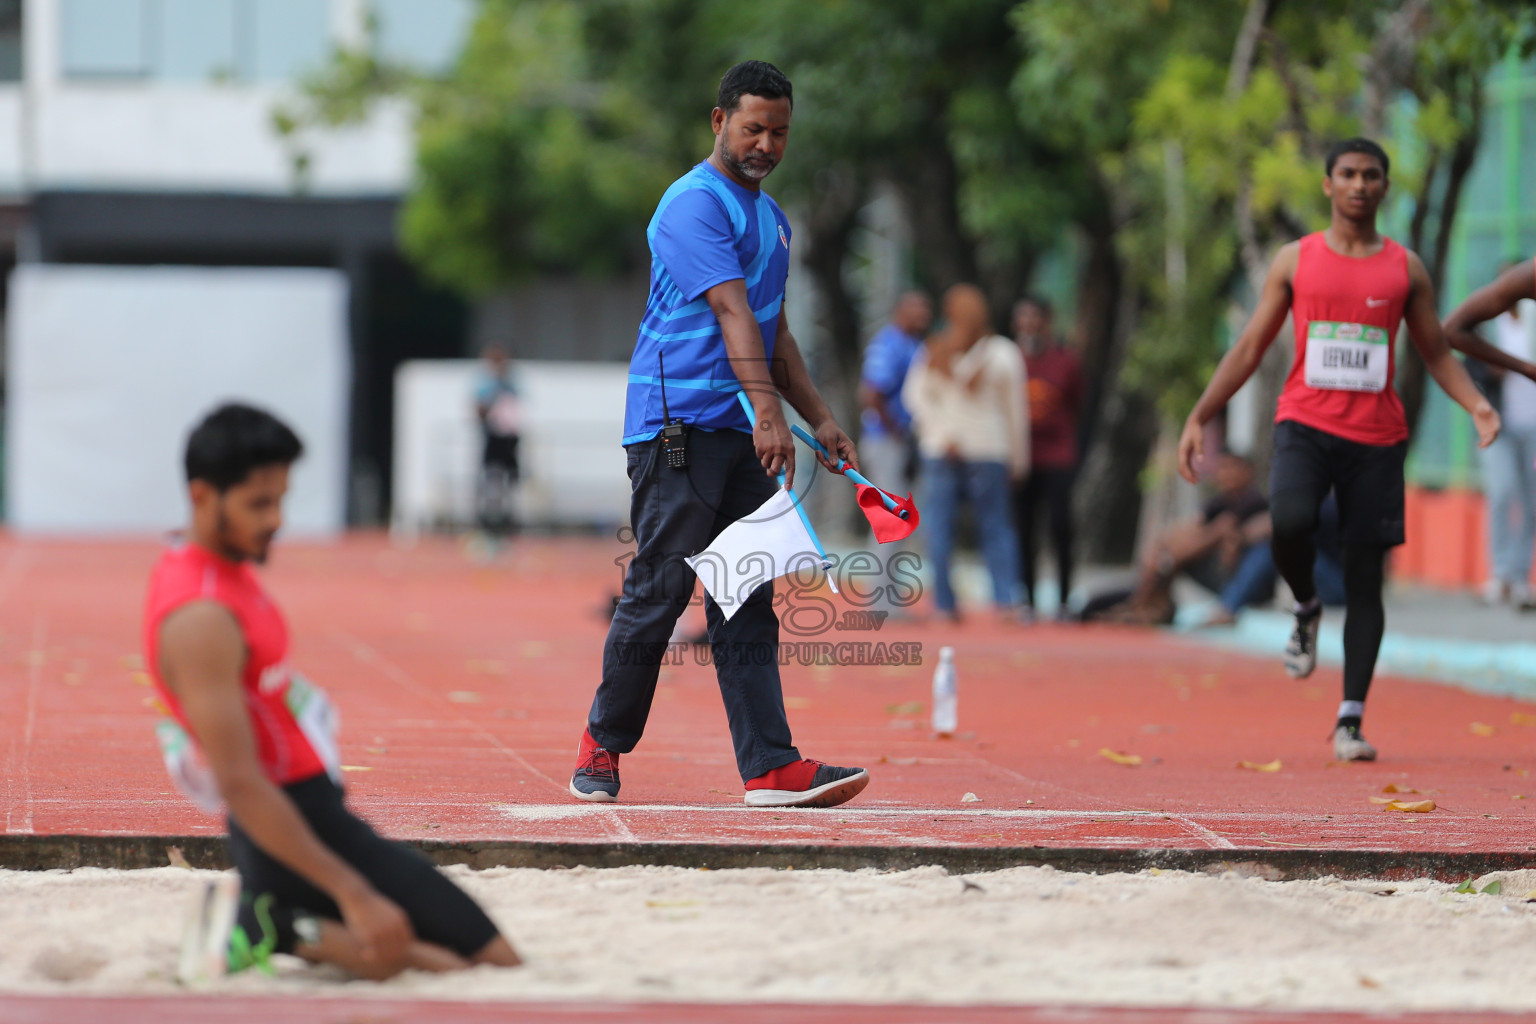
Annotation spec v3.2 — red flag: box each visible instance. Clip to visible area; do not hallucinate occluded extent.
[856,485,920,543]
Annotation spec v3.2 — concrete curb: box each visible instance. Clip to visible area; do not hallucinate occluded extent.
[3,834,1531,882]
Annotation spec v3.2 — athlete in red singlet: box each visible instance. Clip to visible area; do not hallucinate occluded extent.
[149,403,519,981]
[146,542,328,788]
[1177,138,1500,762]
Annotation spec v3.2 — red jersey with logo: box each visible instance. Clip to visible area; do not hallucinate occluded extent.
[143,542,327,785]
[1024,343,1085,470]
[1275,232,1411,446]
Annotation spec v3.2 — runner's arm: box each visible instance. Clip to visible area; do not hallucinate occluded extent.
[158,601,412,966]
[1442,260,1536,382]
[1405,252,1499,448]
[774,309,859,475]
[706,278,796,485]
[1177,244,1297,483]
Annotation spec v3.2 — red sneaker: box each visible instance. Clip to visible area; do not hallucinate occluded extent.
[744,759,869,808]
[569,729,620,802]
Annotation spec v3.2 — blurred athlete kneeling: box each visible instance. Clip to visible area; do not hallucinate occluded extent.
[147,403,520,981]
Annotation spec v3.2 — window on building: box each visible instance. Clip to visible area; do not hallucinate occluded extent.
[246,0,330,82]
[372,0,474,75]
[60,0,331,83]
[158,0,237,81]
[0,0,21,82]
[61,0,151,78]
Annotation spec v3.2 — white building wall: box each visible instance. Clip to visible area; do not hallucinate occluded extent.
[2,0,435,197]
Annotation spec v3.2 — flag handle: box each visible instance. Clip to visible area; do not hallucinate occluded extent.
[787,424,907,519]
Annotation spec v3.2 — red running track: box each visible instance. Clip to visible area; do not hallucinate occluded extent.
[6,533,1536,1022]
[2,533,1535,854]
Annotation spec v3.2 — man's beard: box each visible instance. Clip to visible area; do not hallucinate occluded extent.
[214,507,271,564]
[722,144,777,182]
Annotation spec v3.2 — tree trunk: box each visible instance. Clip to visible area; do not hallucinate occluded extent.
[1075,184,1156,564]
[800,164,869,432]
[1074,192,1122,454]
[1398,90,1482,439]
[891,142,980,296]
[798,164,869,534]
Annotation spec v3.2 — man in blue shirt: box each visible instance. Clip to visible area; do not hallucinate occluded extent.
[858,292,931,496]
[572,61,870,809]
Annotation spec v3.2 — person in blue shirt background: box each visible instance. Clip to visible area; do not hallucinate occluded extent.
[856,292,931,617]
[858,291,932,506]
[471,344,522,538]
[572,60,870,811]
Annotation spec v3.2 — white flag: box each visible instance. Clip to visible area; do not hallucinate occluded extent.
[686,487,837,621]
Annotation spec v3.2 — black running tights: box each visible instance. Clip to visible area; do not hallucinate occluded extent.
[1271,492,1388,704]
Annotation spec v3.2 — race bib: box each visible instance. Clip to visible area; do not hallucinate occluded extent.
[155,718,224,814]
[1304,321,1389,393]
[285,672,343,785]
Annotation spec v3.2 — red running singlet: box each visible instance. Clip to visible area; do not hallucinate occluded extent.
[1275,232,1411,446]
[143,541,329,786]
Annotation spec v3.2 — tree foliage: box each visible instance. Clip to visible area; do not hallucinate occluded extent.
[284,0,1536,553]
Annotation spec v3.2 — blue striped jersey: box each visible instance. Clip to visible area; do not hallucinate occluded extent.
[622,161,792,445]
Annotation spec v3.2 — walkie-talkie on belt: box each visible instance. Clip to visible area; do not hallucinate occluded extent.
[657,350,689,470]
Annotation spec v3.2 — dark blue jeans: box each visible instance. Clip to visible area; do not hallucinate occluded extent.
[921,457,1019,613]
[1218,542,1347,614]
[588,429,800,782]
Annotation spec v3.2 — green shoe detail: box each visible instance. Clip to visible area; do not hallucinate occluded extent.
[226,894,280,975]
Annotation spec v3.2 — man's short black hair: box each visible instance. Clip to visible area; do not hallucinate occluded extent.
[717,60,792,116]
[184,402,304,492]
[1325,138,1390,177]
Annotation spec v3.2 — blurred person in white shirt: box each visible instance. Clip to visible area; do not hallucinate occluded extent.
[903,284,1029,621]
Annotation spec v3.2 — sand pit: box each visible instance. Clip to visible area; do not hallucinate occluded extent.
[2,862,1535,1012]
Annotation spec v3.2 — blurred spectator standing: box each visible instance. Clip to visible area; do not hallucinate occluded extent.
[1477,290,1536,608]
[856,291,931,615]
[857,291,932,505]
[473,344,522,537]
[903,284,1028,621]
[1010,297,1085,620]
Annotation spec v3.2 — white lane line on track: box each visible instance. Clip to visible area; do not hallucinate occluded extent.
[965,759,1125,812]
[1170,815,1237,850]
[3,739,13,833]
[486,803,1414,824]
[18,615,47,835]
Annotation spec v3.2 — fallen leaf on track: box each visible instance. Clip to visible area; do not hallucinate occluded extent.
[1100,749,1142,766]
[1237,759,1282,772]
[1382,799,1435,813]
[885,701,924,715]
[961,792,982,802]
[1382,783,1419,794]
[1512,713,1536,727]
[1471,722,1496,737]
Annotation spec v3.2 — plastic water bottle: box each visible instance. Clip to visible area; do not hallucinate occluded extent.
[931,646,958,736]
